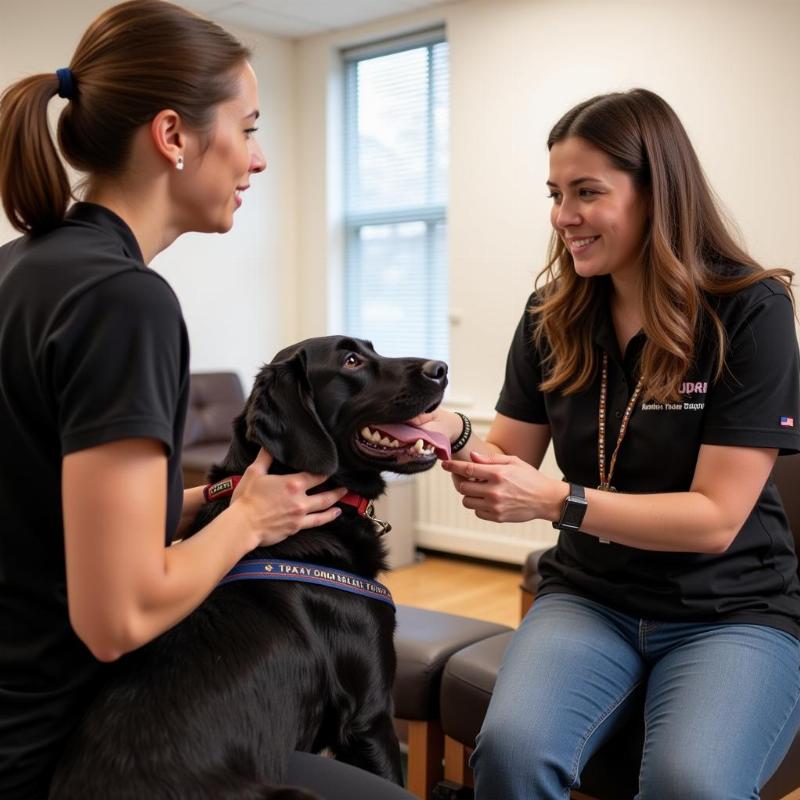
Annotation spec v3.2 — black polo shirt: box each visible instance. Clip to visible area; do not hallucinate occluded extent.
[497,278,800,638]
[0,203,190,797]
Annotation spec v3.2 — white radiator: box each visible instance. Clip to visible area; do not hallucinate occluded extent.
[412,415,559,565]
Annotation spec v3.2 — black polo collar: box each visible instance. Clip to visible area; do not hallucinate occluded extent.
[65,202,144,265]
[591,292,646,375]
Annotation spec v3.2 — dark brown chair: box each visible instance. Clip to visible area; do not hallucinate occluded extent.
[182,371,245,487]
[393,606,511,799]
[442,453,800,799]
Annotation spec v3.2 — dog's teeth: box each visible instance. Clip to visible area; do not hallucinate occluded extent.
[361,427,372,440]
[390,439,400,448]
[414,439,424,452]
[379,436,391,446]
[371,430,382,443]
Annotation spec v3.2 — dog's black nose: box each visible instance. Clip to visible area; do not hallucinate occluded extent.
[421,360,448,384]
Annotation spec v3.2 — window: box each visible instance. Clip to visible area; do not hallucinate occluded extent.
[343,29,449,362]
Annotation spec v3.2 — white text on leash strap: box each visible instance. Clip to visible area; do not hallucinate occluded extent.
[218,558,395,608]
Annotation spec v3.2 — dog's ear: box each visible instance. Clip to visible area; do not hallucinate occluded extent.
[245,351,338,475]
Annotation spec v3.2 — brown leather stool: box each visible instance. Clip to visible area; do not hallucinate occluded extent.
[439,631,512,789]
[393,606,511,799]
[439,628,800,800]
[439,630,646,795]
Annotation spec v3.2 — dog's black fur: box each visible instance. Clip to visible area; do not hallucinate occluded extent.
[50,336,448,800]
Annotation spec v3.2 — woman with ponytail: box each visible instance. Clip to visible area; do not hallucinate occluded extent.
[0,4,415,798]
[421,89,800,798]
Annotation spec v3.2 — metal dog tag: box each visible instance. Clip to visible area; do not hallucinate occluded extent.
[365,502,392,536]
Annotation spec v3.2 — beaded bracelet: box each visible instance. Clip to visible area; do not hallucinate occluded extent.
[451,412,473,454]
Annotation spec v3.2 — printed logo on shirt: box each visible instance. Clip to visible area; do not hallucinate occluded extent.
[641,380,707,412]
[679,382,708,395]
[781,416,795,428]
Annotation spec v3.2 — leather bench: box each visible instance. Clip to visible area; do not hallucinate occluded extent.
[439,628,800,799]
[394,606,511,799]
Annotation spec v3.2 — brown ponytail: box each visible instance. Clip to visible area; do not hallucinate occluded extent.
[0,74,71,235]
[0,0,250,236]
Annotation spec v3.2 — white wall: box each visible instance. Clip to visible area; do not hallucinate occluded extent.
[0,0,297,389]
[5,0,797,562]
[295,0,800,416]
[4,0,798,448]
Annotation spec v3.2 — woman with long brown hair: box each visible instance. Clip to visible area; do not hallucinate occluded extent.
[422,88,800,797]
[0,3,417,798]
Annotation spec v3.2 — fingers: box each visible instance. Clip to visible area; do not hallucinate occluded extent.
[462,498,497,523]
[294,470,335,490]
[408,409,461,441]
[442,458,499,482]
[445,465,486,494]
[457,479,490,499]
[250,447,273,474]
[306,487,348,512]
[470,450,516,465]
[298,506,343,530]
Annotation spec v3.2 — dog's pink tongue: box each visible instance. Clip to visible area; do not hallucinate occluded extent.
[374,423,451,460]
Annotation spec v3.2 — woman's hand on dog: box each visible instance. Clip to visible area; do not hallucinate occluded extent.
[232,448,347,547]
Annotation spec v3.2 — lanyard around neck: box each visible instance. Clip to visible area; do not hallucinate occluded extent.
[597,351,644,492]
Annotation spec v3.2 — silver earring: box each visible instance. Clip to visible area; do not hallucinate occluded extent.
[176,156,184,172]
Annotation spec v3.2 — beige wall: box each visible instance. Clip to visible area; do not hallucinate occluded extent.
[295,0,800,416]
[4,0,797,560]
[3,0,799,408]
[0,0,298,387]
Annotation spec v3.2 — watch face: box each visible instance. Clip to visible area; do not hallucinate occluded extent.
[561,496,588,529]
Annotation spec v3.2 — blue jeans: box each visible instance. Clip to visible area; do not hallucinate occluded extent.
[471,593,800,800]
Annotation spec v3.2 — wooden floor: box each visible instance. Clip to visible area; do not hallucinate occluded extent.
[380,551,522,629]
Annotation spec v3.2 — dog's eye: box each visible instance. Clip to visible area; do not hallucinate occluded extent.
[343,353,362,369]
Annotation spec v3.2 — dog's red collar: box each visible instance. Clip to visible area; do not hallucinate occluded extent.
[203,478,374,521]
[340,494,392,535]
[338,492,371,516]
[203,476,242,503]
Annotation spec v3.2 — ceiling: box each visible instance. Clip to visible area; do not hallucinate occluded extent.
[179,0,453,38]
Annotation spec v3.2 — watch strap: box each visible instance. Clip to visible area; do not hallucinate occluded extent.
[552,482,588,531]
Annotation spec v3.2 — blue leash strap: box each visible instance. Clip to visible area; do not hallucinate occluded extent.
[219,559,395,609]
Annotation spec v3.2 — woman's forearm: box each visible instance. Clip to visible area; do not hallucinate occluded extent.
[176,484,207,538]
[446,444,776,555]
[117,502,260,656]
[567,444,776,553]
[572,488,735,553]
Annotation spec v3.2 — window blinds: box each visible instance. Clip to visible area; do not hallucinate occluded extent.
[343,30,449,363]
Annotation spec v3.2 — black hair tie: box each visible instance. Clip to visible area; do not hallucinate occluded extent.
[56,68,76,100]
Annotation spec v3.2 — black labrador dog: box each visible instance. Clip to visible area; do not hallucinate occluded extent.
[50,336,449,800]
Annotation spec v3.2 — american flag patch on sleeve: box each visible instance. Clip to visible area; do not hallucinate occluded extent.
[780,416,795,427]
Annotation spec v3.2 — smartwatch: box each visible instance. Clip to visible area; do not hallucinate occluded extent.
[552,483,588,532]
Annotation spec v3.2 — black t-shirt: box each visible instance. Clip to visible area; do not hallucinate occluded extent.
[0,203,190,797]
[497,279,800,638]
